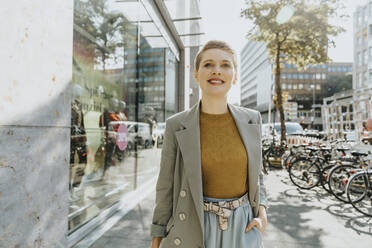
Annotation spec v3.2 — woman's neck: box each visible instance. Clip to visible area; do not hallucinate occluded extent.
[200,97,228,114]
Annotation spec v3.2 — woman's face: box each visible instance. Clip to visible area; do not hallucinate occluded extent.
[194,48,237,98]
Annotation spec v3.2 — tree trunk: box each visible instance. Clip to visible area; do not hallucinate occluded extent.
[275,42,286,143]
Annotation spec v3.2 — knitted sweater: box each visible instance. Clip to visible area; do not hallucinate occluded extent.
[200,109,248,198]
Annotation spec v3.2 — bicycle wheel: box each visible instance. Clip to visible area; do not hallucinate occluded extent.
[289,158,321,189]
[262,149,270,174]
[346,172,372,217]
[320,164,334,194]
[266,146,283,169]
[328,165,358,203]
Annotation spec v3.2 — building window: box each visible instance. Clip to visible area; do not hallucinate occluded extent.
[287,73,292,79]
[299,83,303,89]
[322,73,326,80]
[358,52,362,66]
[322,64,327,69]
[293,73,298,79]
[364,71,368,84]
[288,84,292,89]
[364,50,368,64]
[316,73,321,79]
[293,84,298,89]
[299,73,303,79]
[304,74,309,79]
[316,84,321,90]
[282,83,286,89]
[281,73,286,79]
[359,73,362,86]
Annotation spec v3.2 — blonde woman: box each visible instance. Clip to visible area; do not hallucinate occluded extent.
[150,40,268,248]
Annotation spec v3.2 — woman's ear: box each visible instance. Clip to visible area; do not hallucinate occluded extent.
[193,70,199,83]
[233,72,237,85]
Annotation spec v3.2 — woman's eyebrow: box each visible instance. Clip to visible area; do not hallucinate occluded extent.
[202,59,232,63]
[202,59,214,63]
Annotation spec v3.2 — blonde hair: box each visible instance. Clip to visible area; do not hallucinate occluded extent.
[194,40,238,71]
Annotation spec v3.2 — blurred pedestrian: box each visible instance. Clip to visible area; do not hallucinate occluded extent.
[366,118,372,131]
[150,40,268,248]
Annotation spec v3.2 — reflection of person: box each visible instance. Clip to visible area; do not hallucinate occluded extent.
[362,118,372,144]
[117,100,127,121]
[365,118,372,131]
[150,41,268,248]
[70,84,87,189]
[99,98,120,177]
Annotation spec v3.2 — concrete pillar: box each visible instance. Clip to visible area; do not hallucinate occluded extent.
[0,0,72,246]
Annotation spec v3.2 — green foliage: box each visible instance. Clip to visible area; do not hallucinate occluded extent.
[241,0,346,141]
[241,0,346,68]
[74,0,130,70]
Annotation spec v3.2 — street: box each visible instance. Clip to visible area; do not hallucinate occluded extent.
[84,169,372,248]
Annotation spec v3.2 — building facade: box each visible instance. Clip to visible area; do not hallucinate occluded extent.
[240,40,273,122]
[241,40,352,129]
[353,1,372,89]
[0,0,203,247]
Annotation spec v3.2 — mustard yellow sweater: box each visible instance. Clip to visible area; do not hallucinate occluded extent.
[200,109,248,198]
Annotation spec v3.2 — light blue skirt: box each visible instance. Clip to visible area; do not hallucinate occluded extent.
[203,195,264,248]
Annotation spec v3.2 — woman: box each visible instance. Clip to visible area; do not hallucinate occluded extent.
[150,40,268,248]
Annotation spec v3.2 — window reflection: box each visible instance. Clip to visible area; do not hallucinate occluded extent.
[69,0,178,233]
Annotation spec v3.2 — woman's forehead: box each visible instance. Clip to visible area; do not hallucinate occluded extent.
[200,49,234,63]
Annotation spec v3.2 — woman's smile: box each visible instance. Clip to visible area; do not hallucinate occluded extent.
[208,78,225,85]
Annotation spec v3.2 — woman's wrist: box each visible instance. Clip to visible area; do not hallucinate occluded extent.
[151,237,163,247]
[258,205,267,225]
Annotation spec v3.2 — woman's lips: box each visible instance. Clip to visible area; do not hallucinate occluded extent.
[207,79,224,85]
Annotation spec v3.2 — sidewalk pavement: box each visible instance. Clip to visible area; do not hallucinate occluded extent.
[90,169,372,248]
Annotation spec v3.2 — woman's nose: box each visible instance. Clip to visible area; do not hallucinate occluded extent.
[212,66,221,75]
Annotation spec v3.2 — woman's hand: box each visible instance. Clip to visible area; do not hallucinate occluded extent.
[245,205,267,235]
[150,237,163,248]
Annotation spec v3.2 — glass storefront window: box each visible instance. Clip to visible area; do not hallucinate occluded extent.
[69,0,179,234]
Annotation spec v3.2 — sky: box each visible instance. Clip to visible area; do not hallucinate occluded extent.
[199,0,367,103]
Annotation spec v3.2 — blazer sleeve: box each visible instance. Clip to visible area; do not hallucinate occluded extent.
[257,111,269,210]
[150,118,177,237]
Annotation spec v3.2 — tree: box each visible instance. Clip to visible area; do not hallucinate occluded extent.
[74,0,127,71]
[241,0,346,142]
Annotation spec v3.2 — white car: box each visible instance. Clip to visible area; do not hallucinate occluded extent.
[153,122,166,145]
[262,122,304,139]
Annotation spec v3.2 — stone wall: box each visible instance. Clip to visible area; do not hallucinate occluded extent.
[0,0,73,246]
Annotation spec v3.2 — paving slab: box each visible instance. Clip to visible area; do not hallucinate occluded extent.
[90,169,372,248]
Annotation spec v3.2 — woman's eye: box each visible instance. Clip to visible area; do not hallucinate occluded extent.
[204,63,212,67]
[222,64,231,67]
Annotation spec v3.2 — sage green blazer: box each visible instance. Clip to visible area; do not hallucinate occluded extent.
[151,101,268,248]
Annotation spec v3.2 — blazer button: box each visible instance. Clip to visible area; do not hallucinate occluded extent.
[180,190,186,198]
[179,212,186,221]
[174,238,182,246]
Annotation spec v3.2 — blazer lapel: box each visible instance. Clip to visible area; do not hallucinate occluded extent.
[174,101,204,233]
[228,103,261,204]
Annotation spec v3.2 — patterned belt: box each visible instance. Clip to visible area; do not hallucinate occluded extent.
[203,193,249,231]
